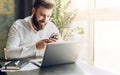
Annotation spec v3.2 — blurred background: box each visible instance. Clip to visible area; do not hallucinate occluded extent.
[1,0,120,75]
[0,0,34,58]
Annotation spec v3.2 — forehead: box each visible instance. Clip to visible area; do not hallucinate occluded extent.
[36,6,52,14]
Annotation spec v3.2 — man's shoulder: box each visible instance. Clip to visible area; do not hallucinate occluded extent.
[47,21,57,28]
[14,16,31,24]
[12,16,31,28]
[47,21,55,25]
[45,21,59,32]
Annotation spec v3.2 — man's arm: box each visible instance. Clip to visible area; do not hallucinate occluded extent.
[6,24,36,59]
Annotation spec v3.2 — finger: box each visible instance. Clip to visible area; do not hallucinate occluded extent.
[49,37,58,40]
[44,39,49,43]
[49,38,57,42]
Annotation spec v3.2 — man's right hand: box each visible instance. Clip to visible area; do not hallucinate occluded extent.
[36,37,59,50]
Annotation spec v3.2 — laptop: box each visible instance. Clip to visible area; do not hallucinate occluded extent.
[30,41,80,67]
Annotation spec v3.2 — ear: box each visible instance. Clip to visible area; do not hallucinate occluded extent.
[32,7,36,14]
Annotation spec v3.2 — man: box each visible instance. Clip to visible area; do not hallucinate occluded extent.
[6,0,63,58]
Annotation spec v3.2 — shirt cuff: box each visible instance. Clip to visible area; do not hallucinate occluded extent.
[24,43,36,51]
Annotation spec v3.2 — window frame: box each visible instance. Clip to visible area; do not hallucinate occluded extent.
[85,0,120,64]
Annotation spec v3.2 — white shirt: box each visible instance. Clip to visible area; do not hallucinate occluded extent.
[6,16,62,58]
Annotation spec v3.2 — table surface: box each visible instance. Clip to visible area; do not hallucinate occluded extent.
[0,60,115,75]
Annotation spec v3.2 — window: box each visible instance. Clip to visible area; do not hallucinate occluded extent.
[71,0,120,74]
[94,20,120,74]
[89,0,120,74]
[69,0,88,62]
[96,0,120,8]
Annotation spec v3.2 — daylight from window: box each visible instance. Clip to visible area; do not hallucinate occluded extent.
[96,0,120,8]
[94,0,120,75]
[55,0,120,74]
[94,21,120,75]
[70,0,120,75]
[71,0,87,10]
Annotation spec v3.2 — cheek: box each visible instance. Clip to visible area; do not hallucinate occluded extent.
[35,13,42,21]
[37,16,42,21]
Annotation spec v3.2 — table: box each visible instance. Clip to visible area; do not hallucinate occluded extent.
[1,60,115,75]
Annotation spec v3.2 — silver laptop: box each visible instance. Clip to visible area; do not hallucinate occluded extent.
[30,42,80,67]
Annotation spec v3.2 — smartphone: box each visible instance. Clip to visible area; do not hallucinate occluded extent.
[49,33,59,39]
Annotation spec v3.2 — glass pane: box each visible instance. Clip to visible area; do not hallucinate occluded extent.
[71,21,88,62]
[94,20,120,75]
[95,0,120,8]
[71,0,87,10]
[0,0,15,58]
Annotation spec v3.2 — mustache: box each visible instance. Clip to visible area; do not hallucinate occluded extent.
[38,20,46,23]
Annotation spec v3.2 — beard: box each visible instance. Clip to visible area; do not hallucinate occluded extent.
[32,13,47,31]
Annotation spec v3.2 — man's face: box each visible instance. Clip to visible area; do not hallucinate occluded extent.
[32,6,52,31]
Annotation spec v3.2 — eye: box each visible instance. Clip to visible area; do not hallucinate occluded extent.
[47,15,51,18]
[40,13,44,16]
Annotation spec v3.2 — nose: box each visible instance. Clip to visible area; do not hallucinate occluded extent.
[42,16,48,22]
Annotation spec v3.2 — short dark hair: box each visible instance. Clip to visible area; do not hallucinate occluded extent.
[33,0,54,9]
